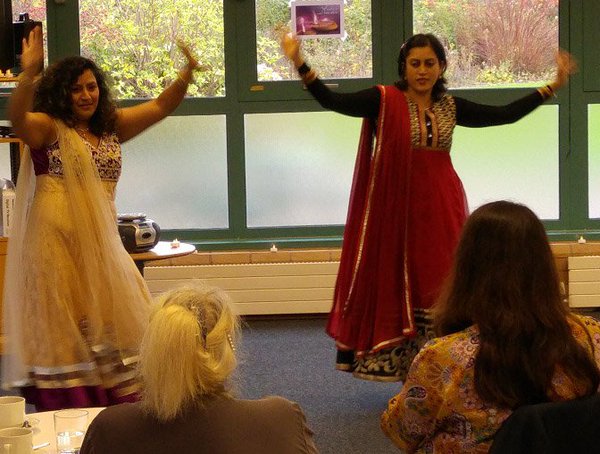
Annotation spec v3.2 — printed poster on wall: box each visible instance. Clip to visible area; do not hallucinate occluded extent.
[291,0,345,39]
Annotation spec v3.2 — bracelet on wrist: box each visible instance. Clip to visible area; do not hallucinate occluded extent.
[176,70,192,87]
[17,72,40,86]
[301,69,318,85]
[537,84,556,100]
[297,62,310,76]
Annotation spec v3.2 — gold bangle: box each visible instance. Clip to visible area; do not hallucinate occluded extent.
[538,84,557,100]
[175,70,192,88]
[17,72,40,86]
[537,85,552,100]
[176,74,187,87]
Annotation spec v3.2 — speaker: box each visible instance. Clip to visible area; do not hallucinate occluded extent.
[117,214,161,253]
[12,14,42,73]
[0,0,14,71]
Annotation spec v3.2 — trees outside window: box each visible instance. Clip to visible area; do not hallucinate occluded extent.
[255,0,373,81]
[414,0,558,88]
[79,0,225,99]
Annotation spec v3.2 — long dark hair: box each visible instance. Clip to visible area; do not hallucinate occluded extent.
[435,201,600,409]
[33,56,117,136]
[395,33,448,101]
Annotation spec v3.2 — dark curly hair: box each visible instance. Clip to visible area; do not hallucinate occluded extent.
[395,33,448,101]
[33,56,117,136]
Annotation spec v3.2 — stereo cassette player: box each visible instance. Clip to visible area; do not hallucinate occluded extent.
[117,213,160,253]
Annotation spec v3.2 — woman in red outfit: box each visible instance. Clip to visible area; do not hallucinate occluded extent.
[281,32,576,382]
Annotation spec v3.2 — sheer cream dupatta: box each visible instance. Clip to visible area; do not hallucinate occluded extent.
[1,120,151,387]
[1,139,36,387]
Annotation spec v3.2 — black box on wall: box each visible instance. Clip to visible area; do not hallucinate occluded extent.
[0,10,42,73]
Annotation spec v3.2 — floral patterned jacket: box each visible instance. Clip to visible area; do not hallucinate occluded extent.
[380,315,600,453]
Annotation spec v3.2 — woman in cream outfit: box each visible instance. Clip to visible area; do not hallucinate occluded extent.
[2,26,201,410]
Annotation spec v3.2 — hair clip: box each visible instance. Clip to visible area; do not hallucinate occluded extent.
[227,334,236,352]
[189,303,200,316]
[190,303,207,347]
[399,41,407,54]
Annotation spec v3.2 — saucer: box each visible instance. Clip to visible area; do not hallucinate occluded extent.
[23,417,41,434]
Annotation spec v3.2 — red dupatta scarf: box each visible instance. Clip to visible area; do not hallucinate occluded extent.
[326,85,415,355]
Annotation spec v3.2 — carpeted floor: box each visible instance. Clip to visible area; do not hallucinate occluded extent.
[234,317,402,454]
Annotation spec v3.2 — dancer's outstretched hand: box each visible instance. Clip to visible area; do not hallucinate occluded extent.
[177,40,209,72]
[550,50,577,91]
[281,32,303,68]
[20,26,44,77]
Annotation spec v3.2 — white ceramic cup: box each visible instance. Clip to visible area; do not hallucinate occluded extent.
[54,409,88,454]
[0,397,25,430]
[0,427,33,454]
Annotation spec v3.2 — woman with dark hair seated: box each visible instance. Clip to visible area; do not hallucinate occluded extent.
[80,283,318,454]
[380,201,600,453]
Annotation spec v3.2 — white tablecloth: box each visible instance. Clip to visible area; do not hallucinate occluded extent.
[28,407,104,453]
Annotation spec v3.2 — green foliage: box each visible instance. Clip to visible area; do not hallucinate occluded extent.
[476,61,516,84]
[413,0,473,51]
[256,0,373,81]
[12,0,45,22]
[413,0,559,88]
[18,0,559,95]
[256,0,290,34]
[79,0,225,99]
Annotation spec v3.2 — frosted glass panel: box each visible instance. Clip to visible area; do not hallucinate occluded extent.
[452,105,559,219]
[79,0,225,99]
[0,121,12,180]
[0,143,11,181]
[589,105,600,218]
[117,115,228,230]
[245,112,361,227]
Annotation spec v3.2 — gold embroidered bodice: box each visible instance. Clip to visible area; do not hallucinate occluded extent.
[32,132,122,181]
[406,94,457,151]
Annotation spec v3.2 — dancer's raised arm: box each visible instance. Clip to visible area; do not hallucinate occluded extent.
[116,41,207,143]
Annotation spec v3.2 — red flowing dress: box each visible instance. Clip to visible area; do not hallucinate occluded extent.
[302,74,546,382]
[327,86,467,380]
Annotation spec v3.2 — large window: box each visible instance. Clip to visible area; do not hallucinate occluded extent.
[413,0,559,88]
[255,0,373,81]
[244,111,360,227]
[2,1,600,245]
[453,106,559,219]
[79,0,225,99]
[12,0,45,31]
[117,116,229,230]
[589,105,600,219]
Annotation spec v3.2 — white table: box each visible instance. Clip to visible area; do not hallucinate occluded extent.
[129,241,196,273]
[27,407,104,453]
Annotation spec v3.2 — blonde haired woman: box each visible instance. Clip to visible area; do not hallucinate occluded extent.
[80,283,318,454]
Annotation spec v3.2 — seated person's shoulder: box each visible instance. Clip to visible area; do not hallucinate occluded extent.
[572,313,600,333]
[94,402,142,421]
[86,402,146,435]
[80,404,142,454]
[422,326,479,354]
[241,395,305,417]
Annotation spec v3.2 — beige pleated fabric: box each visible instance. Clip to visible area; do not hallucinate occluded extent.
[2,120,151,394]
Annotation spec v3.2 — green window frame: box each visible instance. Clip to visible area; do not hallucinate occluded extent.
[1,0,599,248]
